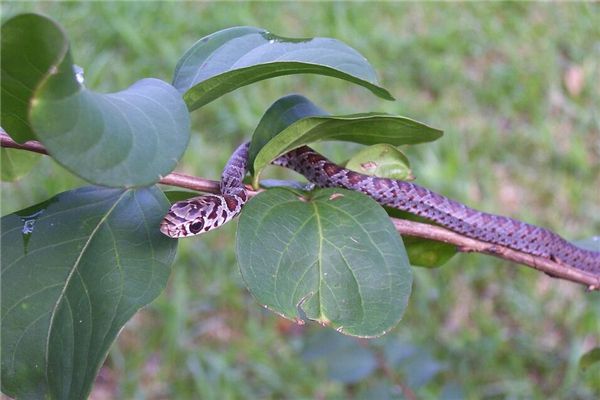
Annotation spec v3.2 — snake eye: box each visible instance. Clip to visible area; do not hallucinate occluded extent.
[188,221,204,234]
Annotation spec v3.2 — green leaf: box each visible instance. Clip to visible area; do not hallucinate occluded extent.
[402,236,457,268]
[249,95,443,184]
[236,187,412,337]
[404,355,445,388]
[440,383,466,400]
[386,208,457,268]
[1,148,41,181]
[382,341,445,388]
[173,26,394,111]
[345,143,414,181]
[580,348,600,370]
[259,179,308,191]
[356,380,404,400]
[1,186,176,399]
[30,76,190,187]
[325,345,378,383]
[163,190,199,203]
[248,94,328,173]
[1,13,191,187]
[301,330,377,384]
[1,13,69,143]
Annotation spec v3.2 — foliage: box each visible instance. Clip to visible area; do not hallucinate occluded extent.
[0,12,441,398]
[247,94,441,183]
[237,188,412,337]
[1,187,174,399]
[173,26,394,110]
[1,3,599,399]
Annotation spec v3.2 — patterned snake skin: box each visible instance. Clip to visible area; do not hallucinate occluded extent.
[161,142,600,275]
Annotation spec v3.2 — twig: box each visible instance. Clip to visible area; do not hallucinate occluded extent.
[1,132,599,290]
[391,219,599,290]
[371,346,418,400]
[0,133,48,155]
[159,172,221,194]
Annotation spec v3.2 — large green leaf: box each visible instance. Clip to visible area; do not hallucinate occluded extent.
[236,187,412,338]
[1,13,191,187]
[249,95,443,184]
[0,148,41,182]
[173,26,394,111]
[30,77,190,187]
[1,186,176,399]
[1,13,69,143]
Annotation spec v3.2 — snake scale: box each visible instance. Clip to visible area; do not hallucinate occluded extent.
[160,142,600,275]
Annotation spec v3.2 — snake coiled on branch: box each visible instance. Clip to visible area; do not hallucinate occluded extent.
[160,142,600,275]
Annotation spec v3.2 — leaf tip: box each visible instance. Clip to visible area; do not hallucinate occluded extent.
[316,316,332,327]
[381,90,395,101]
[292,317,306,326]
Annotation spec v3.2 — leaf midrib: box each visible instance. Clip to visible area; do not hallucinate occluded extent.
[311,201,324,320]
[43,189,129,383]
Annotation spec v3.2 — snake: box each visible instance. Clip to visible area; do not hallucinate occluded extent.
[160,142,600,275]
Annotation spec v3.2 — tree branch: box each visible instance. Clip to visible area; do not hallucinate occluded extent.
[1,132,598,290]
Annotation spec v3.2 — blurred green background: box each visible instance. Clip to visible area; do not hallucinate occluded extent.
[2,2,599,399]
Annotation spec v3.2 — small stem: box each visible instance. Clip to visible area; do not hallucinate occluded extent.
[159,172,259,196]
[0,133,48,155]
[372,346,417,400]
[159,172,220,193]
[1,132,598,290]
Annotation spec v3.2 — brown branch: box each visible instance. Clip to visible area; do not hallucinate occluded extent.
[1,132,598,290]
[0,133,48,155]
[391,219,599,290]
[159,172,222,194]
[159,172,260,197]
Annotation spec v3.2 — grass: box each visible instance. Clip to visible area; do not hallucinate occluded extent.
[2,2,599,399]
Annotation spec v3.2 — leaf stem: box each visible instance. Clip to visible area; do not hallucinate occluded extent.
[1,131,598,290]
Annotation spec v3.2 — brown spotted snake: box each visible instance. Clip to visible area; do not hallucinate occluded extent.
[160,142,600,275]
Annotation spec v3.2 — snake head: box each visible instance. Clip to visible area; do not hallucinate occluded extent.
[160,194,242,238]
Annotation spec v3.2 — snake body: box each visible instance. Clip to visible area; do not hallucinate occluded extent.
[160,142,600,275]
